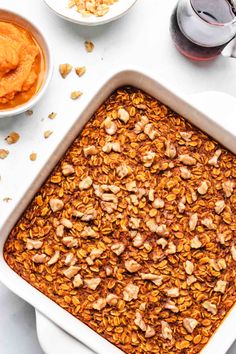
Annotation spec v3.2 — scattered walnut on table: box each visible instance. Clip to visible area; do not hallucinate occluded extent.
[0,149,9,159]
[5,132,20,145]
[59,63,72,78]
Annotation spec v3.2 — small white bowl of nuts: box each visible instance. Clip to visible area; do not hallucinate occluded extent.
[43,0,138,26]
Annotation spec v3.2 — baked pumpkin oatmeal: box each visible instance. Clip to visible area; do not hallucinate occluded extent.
[4,87,236,354]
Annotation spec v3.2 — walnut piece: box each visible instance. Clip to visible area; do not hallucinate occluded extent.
[65,253,77,266]
[231,245,236,261]
[180,166,191,179]
[75,66,86,77]
[153,198,165,209]
[62,237,78,248]
[125,259,142,273]
[123,283,139,301]
[61,218,73,229]
[79,176,93,190]
[189,213,198,231]
[0,149,9,159]
[93,298,107,310]
[165,140,177,159]
[215,200,225,214]
[134,312,146,331]
[32,254,47,264]
[164,299,179,313]
[144,123,157,140]
[129,217,140,230]
[222,180,234,198]
[191,236,202,249]
[166,287,179,298]
[56,225,64,237]
[161,321,172,340]
[183,318,198,333]
[84,278,101,290]
[84,40,94,52]
[63,266,80,279]
[179,154,196,165]
[116,164,132,179]
[83,145,98,157]
[102,142,121,153]
[184,260,194,275]
[134,116,149,134]
[106,294,119,306]
[118,108,130,123]
[62,164,75,176]
[214,280,227,294]
[133,233,145,248]
[203,301,217,315]
[197,181,209,195]
[49,198,64,212]
[142,151,156,167]
[208,149,222,167]
[111,242,125,256]
[187,275,197,286]
[48,250,60,265]
[157,238,168,249]
[201,217,215,230]
[145,325,156,338]
[179,131,193,141]
[103,117,117,136]
[26,239,43,250]
[59,63,72,78]
[140,273,163,286]
[73,274,83,288]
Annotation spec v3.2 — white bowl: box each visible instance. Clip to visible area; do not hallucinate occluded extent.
[0,9,53,118]
[43,0,138,26]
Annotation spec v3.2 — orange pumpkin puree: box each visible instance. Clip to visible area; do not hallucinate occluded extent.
[0,21,45,110]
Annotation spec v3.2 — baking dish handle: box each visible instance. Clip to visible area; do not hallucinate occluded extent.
[188,91,236,136]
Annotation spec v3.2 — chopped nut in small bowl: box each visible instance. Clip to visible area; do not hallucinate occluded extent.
[43,0,138,26]
[0,9,53,118]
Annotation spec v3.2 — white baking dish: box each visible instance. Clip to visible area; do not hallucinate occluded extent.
[0,68,236,354]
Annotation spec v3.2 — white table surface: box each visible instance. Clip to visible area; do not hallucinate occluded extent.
[0,0,236,353]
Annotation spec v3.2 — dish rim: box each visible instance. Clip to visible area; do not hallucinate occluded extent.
[0,67,236,354]
[43,0,138,26]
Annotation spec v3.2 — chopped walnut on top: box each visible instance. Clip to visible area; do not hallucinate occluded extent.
[166,287,179,298]
[48,250,60,265]
[140,273,163,286]
[63,266,80,279]
[142,151,156,167]
[157,238,168,249]
[187,275,197,286]
[103,117,117,136]
[179,131,193,141]
[178,196,186,213]
[146,220,169,236]
[161,321,172,340]
[111,242,125,256]
[93,297,107,311]
[123,283,139,302]
[81,226,97,238]
[83,145,98,157]
[208,149,222,167]
[189,213,198,231]
[144,123,157,140]
[191,236,202,249]
[179,154,196,166]
[73,274,83,288]
[118,108,130,123]
[125,259,142,273]
[164,140,177,159]
[184,260,194,275]
[134,312,146,331]
[116,164,132,179]
[84,277,101,290]
[102,142,121,153]
[49,198,64,212]
[26,239,43,250]
[62,164,75,176]
[214,280,227,294]
[106,294,119,306]
[134,116,149,134]
[79,176,93,190]
[222,180,234,198]
[62,236,78,248]
[231,245,236,261]
[183,318,198,333]
[86,248,104,265]
[164,299,179,313]
[201,217,215,230]
[126,181,137,192]
[165,241,176,255]
[61,218,73,229]
[203,301,217,315]
[145,326,156,338]
[153,198,165,209]
[133,232,145,248]
[215,200,225,214]
[129,217,141,230]
[32,254,47,264]
[197,181,209,195]
[180,166,191,180]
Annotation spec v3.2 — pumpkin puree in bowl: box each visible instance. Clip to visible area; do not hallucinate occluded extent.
[0,21,45,110]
